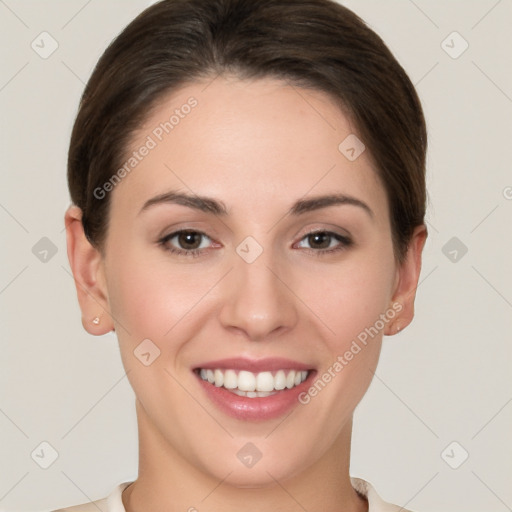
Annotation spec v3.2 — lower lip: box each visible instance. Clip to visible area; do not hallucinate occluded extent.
[194,370,316,421]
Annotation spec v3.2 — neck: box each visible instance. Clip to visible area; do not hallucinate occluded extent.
[122,399,367,512]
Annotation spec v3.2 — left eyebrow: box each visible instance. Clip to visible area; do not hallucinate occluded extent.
[138,191,374,220]
[289,194,374,219]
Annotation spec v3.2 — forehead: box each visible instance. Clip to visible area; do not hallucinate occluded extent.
[111,76,388,223]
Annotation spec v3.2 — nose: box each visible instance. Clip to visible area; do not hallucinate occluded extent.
[218,247,298,341]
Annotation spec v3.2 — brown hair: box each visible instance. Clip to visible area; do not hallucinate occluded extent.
[68,0,428,264]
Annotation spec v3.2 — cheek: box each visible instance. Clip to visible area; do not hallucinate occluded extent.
[105,254,212,410]
[106,250,222,349]
[294,261,390,441]
[300,251,396,349]
[293,248,395,425]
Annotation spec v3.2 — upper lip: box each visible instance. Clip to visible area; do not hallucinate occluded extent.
[193,357,314,373]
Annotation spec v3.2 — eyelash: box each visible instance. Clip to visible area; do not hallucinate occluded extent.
[158,229,353,258]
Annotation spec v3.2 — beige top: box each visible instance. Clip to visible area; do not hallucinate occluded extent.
[50,478,413,512]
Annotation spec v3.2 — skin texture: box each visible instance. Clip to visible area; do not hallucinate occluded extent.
[65,76,427,512]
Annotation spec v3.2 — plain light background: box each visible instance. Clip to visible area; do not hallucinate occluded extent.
[0,0,511,511]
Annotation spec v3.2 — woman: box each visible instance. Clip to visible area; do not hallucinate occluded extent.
[59,0,428,510]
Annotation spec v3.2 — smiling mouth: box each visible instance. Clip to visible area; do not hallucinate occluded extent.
[193,368,312,398]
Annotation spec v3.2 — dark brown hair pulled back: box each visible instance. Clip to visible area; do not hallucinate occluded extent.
[68,0,428,264]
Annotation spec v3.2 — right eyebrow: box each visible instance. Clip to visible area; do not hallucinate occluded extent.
[139,191,229,216]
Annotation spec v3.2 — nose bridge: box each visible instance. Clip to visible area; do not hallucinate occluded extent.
[218,238,298,340]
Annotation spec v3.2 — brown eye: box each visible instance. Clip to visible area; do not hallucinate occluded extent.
[176,231,203,250]
[296,230,353,255]
[307,232,332,249]
[159,230,213,257]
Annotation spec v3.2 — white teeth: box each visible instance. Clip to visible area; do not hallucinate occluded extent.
[256,371,275,392]
[197,368,309,396]
[214,369,224,387]
[238,370,256,391]
[223,369,237,389]
[274,370,286,390]
[230,389,277,398]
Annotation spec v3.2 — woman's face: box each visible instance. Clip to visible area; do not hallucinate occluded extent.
[89,76,416,485]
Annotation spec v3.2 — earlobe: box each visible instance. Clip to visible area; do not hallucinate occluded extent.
[385,224,428,336]
[64,205,113,335]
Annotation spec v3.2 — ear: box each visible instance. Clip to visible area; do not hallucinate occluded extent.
[385,224,428,336]
[64,205,113,335]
